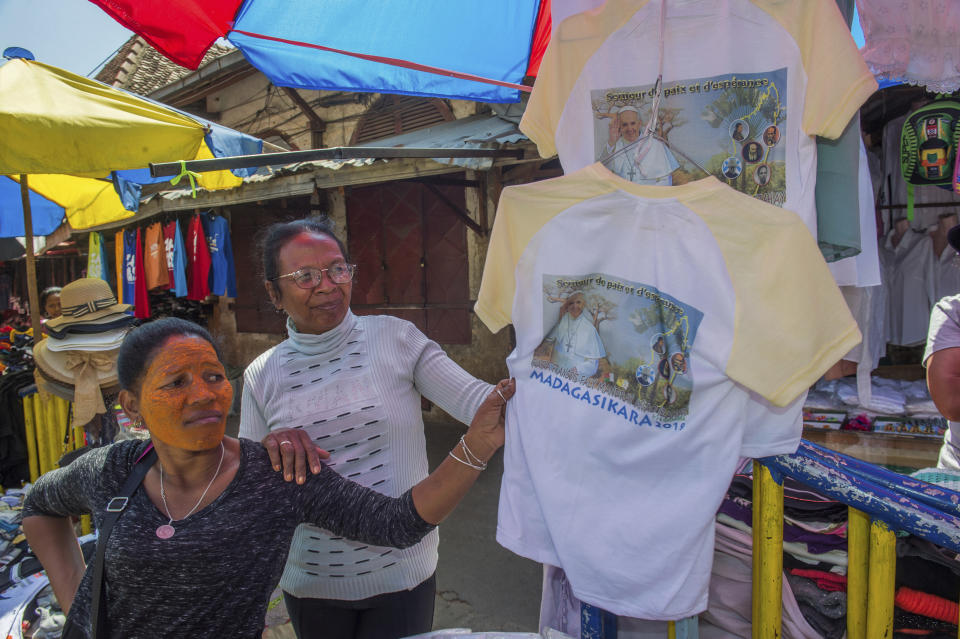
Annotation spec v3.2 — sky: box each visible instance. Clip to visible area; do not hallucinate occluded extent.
[0,0,132,76]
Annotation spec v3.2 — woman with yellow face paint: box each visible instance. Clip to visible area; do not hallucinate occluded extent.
[21,318,514,639]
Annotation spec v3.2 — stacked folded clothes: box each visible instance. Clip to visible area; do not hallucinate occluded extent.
[703,471,850,639]
[704,467,960,639]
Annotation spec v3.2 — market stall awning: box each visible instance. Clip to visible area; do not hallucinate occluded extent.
[90,0,547,102]
[0,57,264,235]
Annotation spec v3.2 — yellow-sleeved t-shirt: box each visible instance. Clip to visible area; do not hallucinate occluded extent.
[476,164,860,619]
[521,0,877,236]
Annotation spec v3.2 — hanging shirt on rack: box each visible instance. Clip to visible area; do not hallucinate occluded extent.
[121,229,137,308]
[143,222,169,291]
[828,138,882,288]
[936,245,960,302]
[163,220,189,298]
[521,0,877,238]
[86,232,106,283]
[881,227,937,347]
[115,230,125,304]
[201,213,238,298]
[186,214,211,301]
[133,227,150,319]
[475,164,860,620]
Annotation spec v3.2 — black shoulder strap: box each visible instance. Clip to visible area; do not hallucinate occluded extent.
[89,446,157,638]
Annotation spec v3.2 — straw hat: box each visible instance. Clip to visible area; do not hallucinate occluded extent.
[33,343,120,427]
[44,278,131,330]
[33,344,120,389]
[44,312,136,339]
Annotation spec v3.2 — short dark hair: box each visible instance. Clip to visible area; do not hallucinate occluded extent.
[117,318,221,392]
[256,216,349,282]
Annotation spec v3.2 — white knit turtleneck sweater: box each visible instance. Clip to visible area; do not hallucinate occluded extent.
[239,312,492,600]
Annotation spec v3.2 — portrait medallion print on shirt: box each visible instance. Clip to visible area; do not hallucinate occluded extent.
[532,273,703,423]
[592,68,787,205]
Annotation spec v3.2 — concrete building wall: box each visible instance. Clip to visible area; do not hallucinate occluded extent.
[197,79,511,388]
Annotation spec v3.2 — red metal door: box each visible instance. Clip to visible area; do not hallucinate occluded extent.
[346,178,470,344]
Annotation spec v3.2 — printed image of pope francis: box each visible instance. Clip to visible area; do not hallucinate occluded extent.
[535,292,607,378]
[600,105,679,185]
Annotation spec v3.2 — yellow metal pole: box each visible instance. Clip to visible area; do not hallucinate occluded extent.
[22,395,39,482]
[44,395,59,471]
[55,398,69,462]
[80,514,92,536]
[865,520,897,638]
[34,395,50,476]
[751,461,763,628]
[846,508,869,639]
[752,462,783,639]
[667,621,676,639]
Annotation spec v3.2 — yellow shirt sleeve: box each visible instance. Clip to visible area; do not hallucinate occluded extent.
[519,0,649,159]
[686,188,861,406]
[757,0,877,139]
[476,170,619,332]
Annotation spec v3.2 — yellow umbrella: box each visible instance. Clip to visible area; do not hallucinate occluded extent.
[0,57,249,335]
[0,58,204,177]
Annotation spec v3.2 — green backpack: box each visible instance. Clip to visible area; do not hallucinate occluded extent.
[900,100,960,220]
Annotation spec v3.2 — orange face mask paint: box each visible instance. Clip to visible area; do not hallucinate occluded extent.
[137,336,233,451]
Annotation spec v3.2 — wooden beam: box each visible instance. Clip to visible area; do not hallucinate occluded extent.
[283,87,326,148]
[422,182,484,237]
[19,176,42,339]
[282,87,326,130]
[410,177,480,188]
[477,172,489,231]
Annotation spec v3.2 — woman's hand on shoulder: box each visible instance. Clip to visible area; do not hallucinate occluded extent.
[462,378,515,462]
[262,429,330,484]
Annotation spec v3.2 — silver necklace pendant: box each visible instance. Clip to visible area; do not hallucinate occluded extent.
[157,441,225,541]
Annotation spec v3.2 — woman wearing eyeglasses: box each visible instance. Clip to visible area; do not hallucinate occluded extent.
[239,217,493,639]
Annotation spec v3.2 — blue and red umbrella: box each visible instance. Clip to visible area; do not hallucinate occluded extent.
[89,0,552,103]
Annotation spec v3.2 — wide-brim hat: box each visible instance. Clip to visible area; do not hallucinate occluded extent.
[33,341,119,389]
[45,327,129,352]
[44,312,136,339]
[44,278,131,330]
[34,364,121,400]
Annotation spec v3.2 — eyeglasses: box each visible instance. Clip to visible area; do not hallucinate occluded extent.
[272,264,357,288]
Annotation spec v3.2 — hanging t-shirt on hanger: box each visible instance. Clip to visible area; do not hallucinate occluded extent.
[201,212,238,298]
[86,232,107,284]
[475,164,860,620]
[121,229,137,307]
[186,214,212,301]
[133,227,150,319]
[143,222,169,291]
[163,220,189,298]
[881,225,937,347]
[521,0,877,237]
[115,230,125,304]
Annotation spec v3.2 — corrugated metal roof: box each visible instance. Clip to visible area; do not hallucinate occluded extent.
[99,115,529,227]
[356,113,527,170]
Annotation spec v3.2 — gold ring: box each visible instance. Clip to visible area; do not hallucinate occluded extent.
[279,440,293,446]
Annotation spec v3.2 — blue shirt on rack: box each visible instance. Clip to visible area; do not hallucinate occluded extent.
[201,213,237,298]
